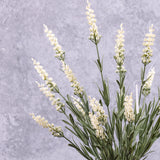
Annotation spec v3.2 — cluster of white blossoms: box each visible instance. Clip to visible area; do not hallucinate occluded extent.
[114,24,126,73]
[43,24,65,61]
[32,58,64,111]
[89,96,107,124]
[61,61,83,95]
[43,24,84,96]
[124,93,135,122]
[72,96,85,115]
[32,58,58,92]
[86,0,101,44]
[30,113,63,137]
[32,58,50,81]
[88,97,107,139]
[89,113,105,139]
[36,82,64,111]
[142,25,155,65]
[142,68,155,96]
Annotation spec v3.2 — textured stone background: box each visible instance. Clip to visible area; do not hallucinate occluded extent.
[1,0,160,159]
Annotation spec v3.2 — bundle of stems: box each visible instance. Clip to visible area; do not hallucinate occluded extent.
[30,1,160,159]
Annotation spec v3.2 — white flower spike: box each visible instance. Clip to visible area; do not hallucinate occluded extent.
[30,113,63,137]
[61,61,83,95]
[124,93,135,122]
[114,24,126,73]
[142,67,155,96]
[43,24,65,61]
[86,0,101,44]
[36,82,64,111]
[142,24,155,65]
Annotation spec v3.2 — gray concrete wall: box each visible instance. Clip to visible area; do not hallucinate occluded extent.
[1,0,160,159]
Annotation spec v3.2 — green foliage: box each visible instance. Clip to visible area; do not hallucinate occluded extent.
[33,11,159,160]
[53,33,160,159]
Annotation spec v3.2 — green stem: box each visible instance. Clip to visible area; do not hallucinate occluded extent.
[96,43,112,119]
[95,43,113,124]
[63,135,93,160]
[141,96,146,116]
[107,106,117,149]
[56,89,68,102]
[139,64,146,105]
[95,42,117,152]
[107,106,112,128]
[95,43,104,84]
[118,71,125,159]
[63,135,73,144]
[119,72,123,106]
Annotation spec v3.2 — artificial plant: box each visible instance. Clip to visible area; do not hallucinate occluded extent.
[30,1,160,160]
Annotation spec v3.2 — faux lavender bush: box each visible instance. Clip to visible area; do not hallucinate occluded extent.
[30,0,160,159]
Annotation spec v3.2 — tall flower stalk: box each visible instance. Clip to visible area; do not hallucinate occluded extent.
[43,25,83,97]
[139,25,155,104]
[142,67,155,96]
[30,1,160,160]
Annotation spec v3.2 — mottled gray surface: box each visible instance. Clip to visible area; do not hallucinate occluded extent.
[1,0,160,159]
